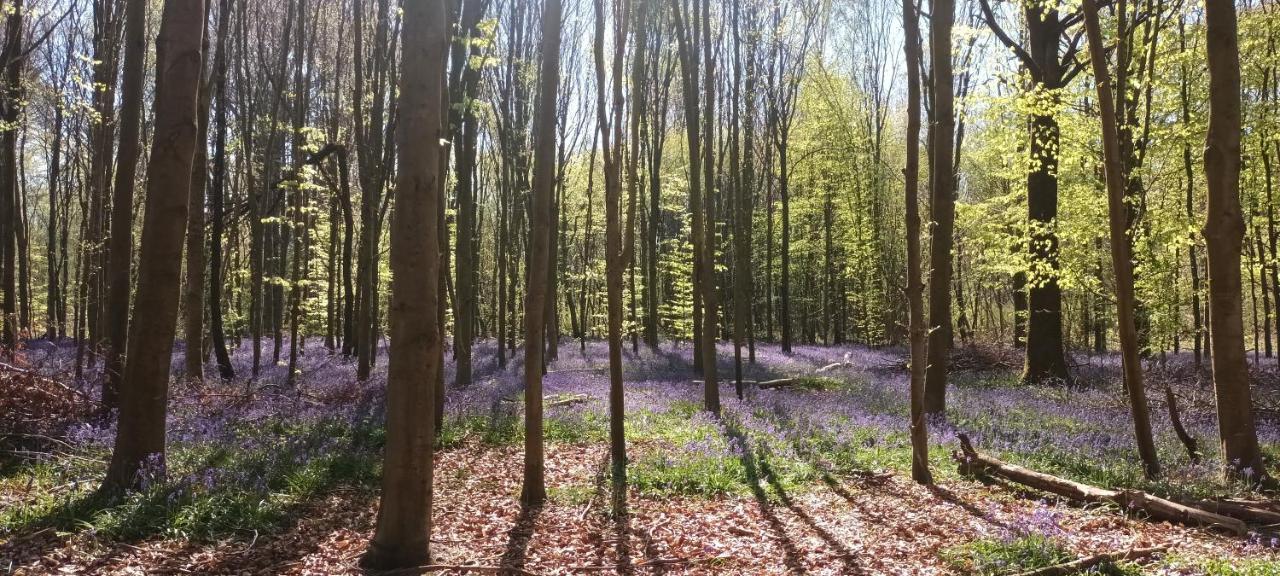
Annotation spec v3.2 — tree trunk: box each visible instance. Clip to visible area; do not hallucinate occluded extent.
[100,0,206,494]
[1202,0,1269,482]
[185,14,214,382]
[594,0,628,479]
[1082,0,1161,479]
[208,0,235,380]
[362,0,447,567]
[0,0,21,350]
[903,0,932,485]
[103,0,146,398]
[923,0,955,416]
[521,0,563,507]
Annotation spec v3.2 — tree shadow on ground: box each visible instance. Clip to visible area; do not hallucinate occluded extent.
[0,422,380,573]
[720,421,808,574]
[499,501,542,572]
[926,484,1011,530]
[755,452,866,574]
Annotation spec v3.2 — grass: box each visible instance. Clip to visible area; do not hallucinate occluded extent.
[941,534,1073,575]
[0,416,381,542]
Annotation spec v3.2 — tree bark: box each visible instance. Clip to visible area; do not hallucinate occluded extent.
[1082,0,1161,479]
[923,0,954,415]
[208,0,235,380]
[521,0,563,507]
[100,0,206,494]
[1203,0,1269,482]
[363,0,447,567]
[902,0,932,486]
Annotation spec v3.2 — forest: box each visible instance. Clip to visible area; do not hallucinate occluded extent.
[1,0,1279,573]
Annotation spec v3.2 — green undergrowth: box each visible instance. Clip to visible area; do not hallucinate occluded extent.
[0,416,381,543]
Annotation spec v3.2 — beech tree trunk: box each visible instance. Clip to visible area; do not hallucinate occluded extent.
[208,0,235,380]
[185,11,214,382]
[1082,0,1160,479]
[1202,0,1269,483]
[104,0,147,397]
[902,0,932,485]
[594,0,628,477]
[521,0,563,507]
[923,0,954,416]
[363,0,447,567]
[100,0,206,494]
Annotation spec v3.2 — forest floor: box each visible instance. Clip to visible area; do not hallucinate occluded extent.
[1,339,1279,575]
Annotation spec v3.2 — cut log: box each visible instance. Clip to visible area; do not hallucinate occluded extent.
[1164,385,1202,464]
[815,362,849,373]
[955,434,1246,534]
[1011,546,1168,576]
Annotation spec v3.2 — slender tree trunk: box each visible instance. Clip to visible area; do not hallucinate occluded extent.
[521,0,563,507]
[903,0,932,486]
[0,0,20,350]
[923,0,955,416]
[1082,0,1161,478]
[104,0,147,398]
[185,14,214,381]
[594,0,628,480]
[208,0,235,379]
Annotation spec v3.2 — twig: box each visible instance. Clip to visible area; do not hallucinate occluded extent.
[1011,546,1168,576]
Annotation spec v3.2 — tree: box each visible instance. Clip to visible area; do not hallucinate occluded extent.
[100,0,207,494]
[1203,0,1269,483]
[0,0,23,349]
[594,0,628,478]
[103,0,148,394]
[923,0,955,415]
[521,0,564,507]
[1081,0,1160,479]
[451,0,489,388]
[363,0,448,567]
[208,0,235,380]
[186,2,216,381]
[973,0,1081,385]
[671,0,717,412]
[902,0,932,486]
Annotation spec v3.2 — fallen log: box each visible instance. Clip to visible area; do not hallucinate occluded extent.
[1011,546,1168,576]
[758,378,797,390]
[815,362,849,373]
[955,434,1246,535]
[691,378,797,389]
[1181,499,1280,525]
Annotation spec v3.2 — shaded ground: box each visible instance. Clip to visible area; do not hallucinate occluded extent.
[1,339,1278,574]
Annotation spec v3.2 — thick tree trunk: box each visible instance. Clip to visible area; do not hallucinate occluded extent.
[362,0,447,567]
[1203,0,1269,482]
[100,0,206,494]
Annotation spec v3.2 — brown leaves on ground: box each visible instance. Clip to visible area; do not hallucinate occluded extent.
[3,442,1269,575]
